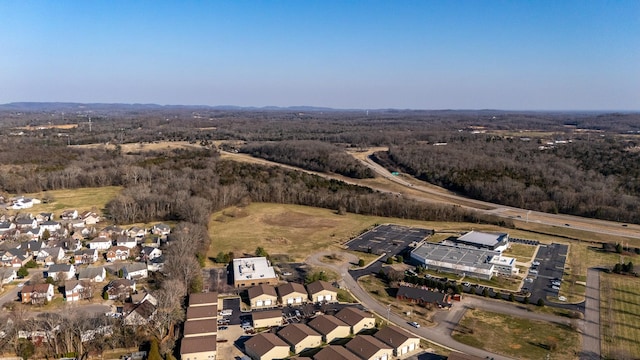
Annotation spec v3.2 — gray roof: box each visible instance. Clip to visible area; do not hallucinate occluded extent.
[78,266,105,279]
[456,231,508,247]
[410,242,499,271]
[47,264,72,273]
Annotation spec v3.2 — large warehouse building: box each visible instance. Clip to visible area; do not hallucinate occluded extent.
[233,257,278,288]
[410,242,517,280]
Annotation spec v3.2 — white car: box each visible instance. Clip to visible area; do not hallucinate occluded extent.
[408,321,420,328]
[558,296,567,302]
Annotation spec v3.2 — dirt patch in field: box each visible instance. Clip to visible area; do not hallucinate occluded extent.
[266,237,291,245]
[263,211,338,228]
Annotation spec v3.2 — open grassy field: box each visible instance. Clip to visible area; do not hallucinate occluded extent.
[502,243,537,263]
[19,186,122,216]
[453,309,580,360]
[600,273,640,359]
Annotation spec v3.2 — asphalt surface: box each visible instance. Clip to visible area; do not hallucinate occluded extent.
[526,243,568,304]
[581,268,601,360]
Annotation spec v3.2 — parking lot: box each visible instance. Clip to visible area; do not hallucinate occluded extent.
[346,224,432,256]
[221,297,243,325]
[524,243,568,303]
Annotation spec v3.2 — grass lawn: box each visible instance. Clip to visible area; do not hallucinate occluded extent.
[600,273,640,359]
[453,309,580,360]
[502,243,537,263]
[21,186,122,216]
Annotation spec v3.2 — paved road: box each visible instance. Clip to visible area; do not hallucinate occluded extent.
[581,268,601,360]
[308,251,516,359]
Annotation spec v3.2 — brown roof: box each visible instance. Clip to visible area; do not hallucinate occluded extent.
[345,335,392,359]
[252,309,283,320]
[313,345,361,360]
[373,325,418,348]
[277,323,321,346]
[188,292,218,307]
[183,318,218,337]
[244,333,289,357]
[248,284,277,299]
[180,334,217,355]
[306,280,336,295]
[277,282,307,297]
[130,300,156,319]
[334,307,373,326]
[186,305,217,320]
[307,315,349,335]
[22,283,52,294]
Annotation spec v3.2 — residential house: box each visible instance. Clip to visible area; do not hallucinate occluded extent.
[248,284,278,309]
[180,335,217,360]
[313,345,361,360]
[151,223,171,236]
[88,236,112,251]
[1,248,30,268]
[36,213,54,223]
[80,211,100,225]
[141,246,162,261]
[127,226,146,239]
[373,325,421,357]
[106,246,130,262]
[74,248,99,265]
[131,289,158,306]
[306,280,338,303]
[186,305,218,321]
[105,279,136,301]
[14,217,37,229]
[122,262,148,280]
[396,286,449,307]
[277,282,308,307]
[40,221,61,234]
[21,283,54,305]
[307,315,350,343]
[251,309,284,329]
[44,263,76,281]
[68,219,86,229]
[344,335,393,360]
[36,247,64,265]
[60,209,79,220]
[123,300,157,325]
[24,241,43,257]
[100,225,124,237]
[22,227,42,240]
[244,333,290,360]
[0,222,16,234]
[188,292,218,307]
[146,256,164,272]
[277,323,322,354]
[78,266,106,282]
[64,280,93,302]
[115,236,137,249]
[141,236,162,248]
[0,267,17,284]
[183,318,217,338]
[334,307,376,335]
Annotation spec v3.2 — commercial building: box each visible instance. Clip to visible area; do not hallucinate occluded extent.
[410,242,500,280]
[452,231,509,252]
[233,257,278,288]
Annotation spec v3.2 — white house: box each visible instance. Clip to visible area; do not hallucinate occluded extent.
[116,236,137,249]
[88,237,112,250]
[0,268,17,284]
[146,256,164,272]
[141,247,162,261]
[40,221,62,233]
[45,264,76,281]
[78,266,106,282]
[123,263,148,280]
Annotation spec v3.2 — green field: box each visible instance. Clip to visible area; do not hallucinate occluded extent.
[601,273,640,359]
[453,309,580,360]
[21,186,122,216]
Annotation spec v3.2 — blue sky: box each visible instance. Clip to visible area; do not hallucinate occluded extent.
[1,1,638,110]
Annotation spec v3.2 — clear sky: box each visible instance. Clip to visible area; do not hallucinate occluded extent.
[1,0,638,110]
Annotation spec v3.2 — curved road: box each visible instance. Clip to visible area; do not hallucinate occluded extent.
[307,251,578,360]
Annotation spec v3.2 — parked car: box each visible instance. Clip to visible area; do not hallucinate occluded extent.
[408,321,420,328]
[552,285,560,290]
[529,269,538,274]
[558,296,567,302]
[462,282,470,287]
[532,261,540,266]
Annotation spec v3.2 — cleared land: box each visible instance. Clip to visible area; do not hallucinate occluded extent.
[207,203,580,263]
[453,309,580,360]
[600,273,640,359]
[20,186,122,215]
[502,243,537,263]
